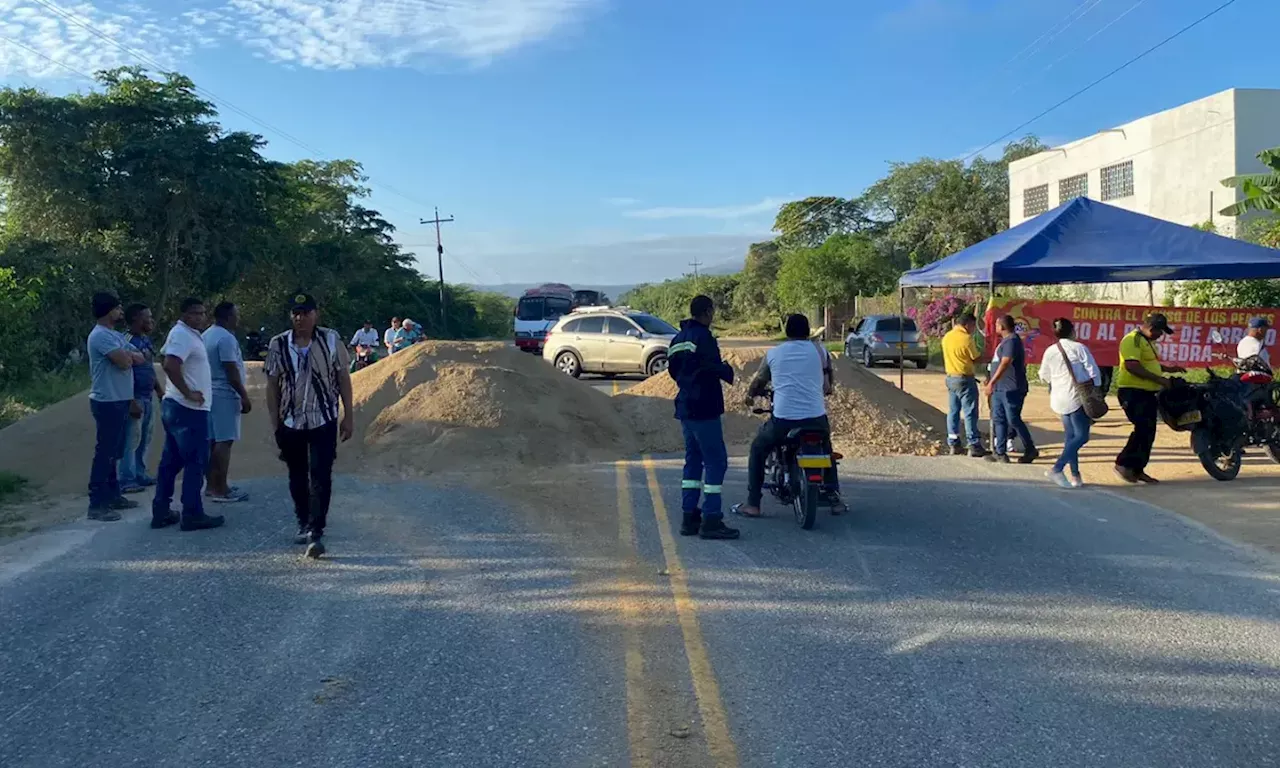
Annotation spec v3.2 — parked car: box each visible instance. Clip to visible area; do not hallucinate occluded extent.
[543,307,677,378]
[845,315,928,368]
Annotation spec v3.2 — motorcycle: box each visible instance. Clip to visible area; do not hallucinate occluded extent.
[350,344,379,373]
[750,395,846,530]
[246,327,270,361]
[1156,330,1280,481]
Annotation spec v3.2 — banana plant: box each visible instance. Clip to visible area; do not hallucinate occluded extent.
[1220,148,1280,216]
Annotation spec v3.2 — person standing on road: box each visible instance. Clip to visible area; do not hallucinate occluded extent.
[266,293,355,559]
[942,311,987,457]
[384,317,401,356]
[86,292,146,521]
[984,315,1038,465]
[153,298,224,532]
[204,302,251,504]
[1038,318,1101,489]
[1237,317,1272,365]
[1114,313,1185,484]
[667,295,738,540]
[735,313,842,519]
[120,304,165,493]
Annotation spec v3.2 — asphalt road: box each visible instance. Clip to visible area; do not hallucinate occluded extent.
[3,457,1279,767]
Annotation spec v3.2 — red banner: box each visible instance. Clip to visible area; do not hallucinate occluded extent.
[983,298,1278,368]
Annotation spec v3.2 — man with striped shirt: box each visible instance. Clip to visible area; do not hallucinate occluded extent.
[266,293,355,558]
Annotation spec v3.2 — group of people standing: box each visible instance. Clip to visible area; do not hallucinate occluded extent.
[376,317,425,356]
[85,291,355,559]
[942,309,1273,489]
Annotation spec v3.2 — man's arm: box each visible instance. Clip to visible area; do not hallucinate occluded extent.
[266,375,282,430]
[162,355,203,405]
[746,358,772,399]
[1123,360,1169,387]
[335,341,354,441]
[223,361,252,413]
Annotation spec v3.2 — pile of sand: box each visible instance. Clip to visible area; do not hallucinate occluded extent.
[615,347,942,457]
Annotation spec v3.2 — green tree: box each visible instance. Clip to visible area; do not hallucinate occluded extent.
[773,197,874,249]
[732,240,783,325]
[1220,148,1280,216]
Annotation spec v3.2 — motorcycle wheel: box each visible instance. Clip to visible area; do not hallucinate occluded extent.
[789,459,818,530]
[1197,443,1243,481]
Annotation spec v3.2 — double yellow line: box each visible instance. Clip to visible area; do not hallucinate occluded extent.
[614,457,741,768]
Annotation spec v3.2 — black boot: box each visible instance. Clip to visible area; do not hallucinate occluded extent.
[180,512,225,532]
[680,509,702,536]
[699,518,740,540]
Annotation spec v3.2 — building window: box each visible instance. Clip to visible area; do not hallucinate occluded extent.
[1059,173,1088,202]
[1023,184,1049,217]
[1101,161,1134,201]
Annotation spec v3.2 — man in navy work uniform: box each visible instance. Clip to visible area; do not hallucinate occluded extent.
[667,295,739,540]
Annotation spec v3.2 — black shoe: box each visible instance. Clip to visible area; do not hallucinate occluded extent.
[180,513,225,532]
[969,445,989,458]
[984,453,1010,464]
[87,507,123,522]
[108,497,140,510]
[949,444,964,456]
[294,526,310,545]
[305,532,326,559]
[150,510,180,529]
[679,510,702,536]
[698,519,740,540]
[1018,447,1040,464]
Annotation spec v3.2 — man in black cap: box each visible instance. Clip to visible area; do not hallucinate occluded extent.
[265,293,355,558]
[1113,312,1185,483]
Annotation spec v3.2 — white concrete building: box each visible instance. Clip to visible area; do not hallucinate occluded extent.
[1007,88,1280,303]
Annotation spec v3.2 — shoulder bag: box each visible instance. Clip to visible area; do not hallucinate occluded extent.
[1054,340,1108,421]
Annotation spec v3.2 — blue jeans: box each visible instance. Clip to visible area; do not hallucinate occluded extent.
[88,399,130,509]
[152,399,210,520]
[119,397,155,488]
[1054,408,1093,475]
[945,375,981,447]
[991,390,1035,456]
[680,418,728,520]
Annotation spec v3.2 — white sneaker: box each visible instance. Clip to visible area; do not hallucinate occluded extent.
[1069,475,1084,488]
[1047,471,1073,489]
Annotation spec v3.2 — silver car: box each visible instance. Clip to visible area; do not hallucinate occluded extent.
[543,308,677,378]
[845,315,928,368]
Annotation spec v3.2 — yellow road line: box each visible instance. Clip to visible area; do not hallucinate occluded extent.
[612,380,620,396]
[642,456,741,768]
[615,462,652,768]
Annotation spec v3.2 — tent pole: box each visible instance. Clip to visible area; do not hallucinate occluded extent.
[987,276,995,454]
[898,287,905,390]
[1146,280,1154,307]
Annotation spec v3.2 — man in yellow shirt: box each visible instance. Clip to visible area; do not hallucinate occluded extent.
[1114,313,1185,483]
[941,312,987,457]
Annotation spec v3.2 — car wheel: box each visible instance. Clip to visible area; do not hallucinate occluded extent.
[646,354,668,377]
[862,348,874,368]
[915,359,927,370]
[555,351,582,378]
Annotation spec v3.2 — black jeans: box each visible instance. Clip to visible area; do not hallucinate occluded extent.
[747,415,838,506]
[277,421,338,536]
[1116,388,1159,472]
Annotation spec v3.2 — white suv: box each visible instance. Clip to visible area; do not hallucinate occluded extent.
[542,308,678,378]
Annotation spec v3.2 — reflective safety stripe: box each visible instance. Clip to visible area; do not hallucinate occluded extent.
[681,480,703,489]
[669,341,697,355]
[703,484,722,494]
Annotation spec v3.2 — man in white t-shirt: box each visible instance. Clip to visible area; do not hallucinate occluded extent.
[384,317,401,355]
[351,321,380,350]
[734,313,841,518]
[1237,317,1272,366]
[153,298,224,532]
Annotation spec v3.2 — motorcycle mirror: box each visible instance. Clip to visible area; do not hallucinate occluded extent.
[1210,329,1224,344]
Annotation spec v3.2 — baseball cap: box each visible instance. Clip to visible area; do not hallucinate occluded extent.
[1145,312,1175,335]
[1248,316,1271,329]
[289,292,317,312]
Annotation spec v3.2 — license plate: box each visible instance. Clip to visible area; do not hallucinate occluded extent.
[1176,410,1201,426]
[796,455,832,468]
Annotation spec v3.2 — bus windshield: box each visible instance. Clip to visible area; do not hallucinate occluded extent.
[517,296,572,322]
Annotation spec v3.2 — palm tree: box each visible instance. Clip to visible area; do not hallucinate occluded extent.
[1220,148,1280,216]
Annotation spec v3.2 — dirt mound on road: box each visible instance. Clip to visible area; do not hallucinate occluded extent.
[616,346,942,457]
[351,343,635,476]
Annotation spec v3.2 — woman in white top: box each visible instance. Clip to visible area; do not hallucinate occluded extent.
[1037,318,1101,488]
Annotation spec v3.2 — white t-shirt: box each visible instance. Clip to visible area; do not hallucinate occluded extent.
[1037,338,1101,416]
[1237,335,1270,365]
[383,327,398,348]
[351,327,380,347]
[766,340,828,421]
[162,321,212,411]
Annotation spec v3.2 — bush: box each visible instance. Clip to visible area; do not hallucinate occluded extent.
[915,293,980,338]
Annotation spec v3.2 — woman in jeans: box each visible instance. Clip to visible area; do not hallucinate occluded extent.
[1037,318,1101,488]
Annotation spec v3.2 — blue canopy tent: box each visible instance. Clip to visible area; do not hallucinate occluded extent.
[891,197,1280,387]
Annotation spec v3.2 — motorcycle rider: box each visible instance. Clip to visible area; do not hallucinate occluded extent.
[1237,317,1272,366]
[668,295,739,540]
[734,313,840,519]
[350,321,380,351]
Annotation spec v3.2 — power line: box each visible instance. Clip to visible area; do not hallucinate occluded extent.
[1010,0,1151,97]
[1005,0,1110,70]
[0,32,94,80]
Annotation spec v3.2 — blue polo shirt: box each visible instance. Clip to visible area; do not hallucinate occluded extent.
[124,332,157,401]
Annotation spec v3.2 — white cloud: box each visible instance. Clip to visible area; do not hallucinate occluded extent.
[624,197,789,221]
[0,0,599,79]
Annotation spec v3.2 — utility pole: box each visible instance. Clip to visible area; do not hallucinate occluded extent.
[689,258,703,289]
[420,208,455,335]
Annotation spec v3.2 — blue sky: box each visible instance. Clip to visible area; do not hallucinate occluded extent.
[1,0,1276,286]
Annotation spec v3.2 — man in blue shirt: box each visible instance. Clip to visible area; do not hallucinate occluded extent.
[204,302,252,503]
[120,304,165,493]
[86,292,145,521]
[667,295,738,540]
[984,314,1039,464]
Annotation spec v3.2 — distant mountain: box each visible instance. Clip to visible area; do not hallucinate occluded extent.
[469,257,743,300]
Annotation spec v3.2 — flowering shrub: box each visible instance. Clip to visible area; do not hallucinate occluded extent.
[917,294,978,339]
